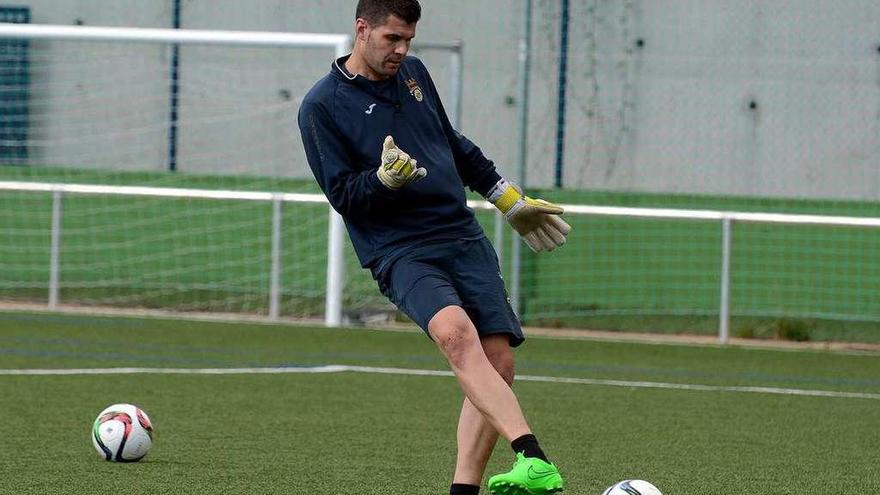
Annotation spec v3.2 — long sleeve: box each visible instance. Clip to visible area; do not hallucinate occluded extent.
[298,99,397,219]
[297,57,488,269]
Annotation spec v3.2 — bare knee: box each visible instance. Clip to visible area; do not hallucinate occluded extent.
[429,307,480,369]
[483,335,516,385]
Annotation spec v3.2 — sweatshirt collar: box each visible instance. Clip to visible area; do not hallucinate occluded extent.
[333,54,357,81]
[332,55,402,105]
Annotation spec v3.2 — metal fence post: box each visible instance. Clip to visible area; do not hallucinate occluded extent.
[268,194,283,320]
[325,208,345,327]
[511,0,533,318]
[48,189,62,309]
[719,216,732,343]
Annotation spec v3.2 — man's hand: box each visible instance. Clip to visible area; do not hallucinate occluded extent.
[376,136,428,190]
[488,179,571,253]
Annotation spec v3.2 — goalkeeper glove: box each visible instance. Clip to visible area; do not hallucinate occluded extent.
[376,135,428,190]
[487,179,571,253]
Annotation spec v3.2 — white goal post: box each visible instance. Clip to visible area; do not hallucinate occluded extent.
[0,23,352,324]
[0,23,469,327]
[0,23,350,49]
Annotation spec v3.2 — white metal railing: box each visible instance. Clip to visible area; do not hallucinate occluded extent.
[0,181,500,329]
[562,204,880,343]
[3,180,880,342]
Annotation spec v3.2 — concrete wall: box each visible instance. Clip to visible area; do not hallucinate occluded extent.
[172,0,522,178]
[529,0,880,198]
[10,0,880,200]
[20,1,171,171]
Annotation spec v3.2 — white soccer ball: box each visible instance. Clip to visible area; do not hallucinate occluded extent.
[91,403,154,462]
[602,480,662,495]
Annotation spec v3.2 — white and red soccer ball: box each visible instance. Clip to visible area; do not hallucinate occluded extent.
[91,403,154,462]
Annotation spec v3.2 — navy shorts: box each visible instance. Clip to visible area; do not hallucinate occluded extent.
[373,237,524,347]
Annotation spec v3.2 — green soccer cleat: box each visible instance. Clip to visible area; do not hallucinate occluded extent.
[487,452,564,495]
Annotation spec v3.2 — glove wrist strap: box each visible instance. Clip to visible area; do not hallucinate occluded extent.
[486,179,523,214]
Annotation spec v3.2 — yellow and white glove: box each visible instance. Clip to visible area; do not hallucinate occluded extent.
[376,135,428,190]
[487,179,571,253]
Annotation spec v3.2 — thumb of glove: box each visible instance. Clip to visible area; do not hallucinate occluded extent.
[383,135,397,153]
[382,136,399,165]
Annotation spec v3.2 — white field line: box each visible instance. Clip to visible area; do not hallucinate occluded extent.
[1,365,878,401]
[0,365,350,375]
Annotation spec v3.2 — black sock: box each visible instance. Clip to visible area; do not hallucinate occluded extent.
[449,483,480,495]
[511,433,549,463]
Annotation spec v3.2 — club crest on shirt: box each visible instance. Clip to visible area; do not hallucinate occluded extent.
[405,78,424,102]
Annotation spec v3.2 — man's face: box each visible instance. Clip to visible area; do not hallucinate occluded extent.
[357,14,416,79]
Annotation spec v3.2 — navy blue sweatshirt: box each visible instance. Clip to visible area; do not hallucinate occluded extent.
[298,55,502,270]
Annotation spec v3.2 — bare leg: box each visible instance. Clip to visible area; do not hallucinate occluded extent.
[428,305,530,451]
[452,334,515,485]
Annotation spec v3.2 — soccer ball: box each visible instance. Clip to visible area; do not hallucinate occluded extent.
[91,403,154,462]
[602,480,662,495]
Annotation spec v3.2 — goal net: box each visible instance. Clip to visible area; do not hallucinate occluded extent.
[0,24,407,320]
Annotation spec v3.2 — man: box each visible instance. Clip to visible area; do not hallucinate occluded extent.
[298,1,570,493]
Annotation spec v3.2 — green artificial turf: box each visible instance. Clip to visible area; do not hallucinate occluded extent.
[1,311,879,494]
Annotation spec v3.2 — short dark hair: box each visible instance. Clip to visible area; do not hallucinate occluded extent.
[356,0,421,26]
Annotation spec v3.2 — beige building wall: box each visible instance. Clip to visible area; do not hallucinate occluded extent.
[12,1,880,199]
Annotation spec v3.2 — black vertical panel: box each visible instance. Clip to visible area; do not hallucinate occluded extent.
[167,0,181,172]
[0,6,30,165]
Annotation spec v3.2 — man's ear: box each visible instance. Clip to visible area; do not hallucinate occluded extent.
[355,18,369,42]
